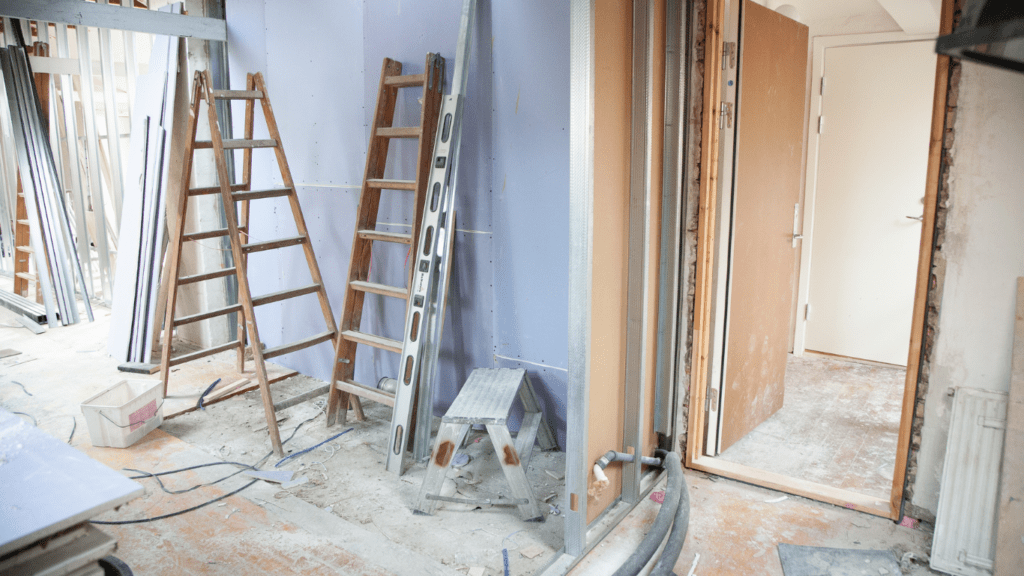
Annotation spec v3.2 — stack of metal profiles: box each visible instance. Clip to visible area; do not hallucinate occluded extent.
[0,26,93,327]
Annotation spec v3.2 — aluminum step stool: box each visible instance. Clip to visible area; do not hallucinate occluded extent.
[416,368,557,521]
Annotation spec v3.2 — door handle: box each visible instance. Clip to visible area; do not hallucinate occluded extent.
[906,215,923,222]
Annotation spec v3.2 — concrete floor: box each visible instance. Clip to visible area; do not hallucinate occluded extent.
[0,302,938,575]
[718,353,904,500]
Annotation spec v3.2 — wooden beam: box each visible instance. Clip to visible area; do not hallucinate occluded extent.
[0,0,226,41]
[995,278,1024,573]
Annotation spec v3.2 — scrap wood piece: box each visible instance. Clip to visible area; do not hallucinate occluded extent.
[0,349,22,360]
[117,362,160,375]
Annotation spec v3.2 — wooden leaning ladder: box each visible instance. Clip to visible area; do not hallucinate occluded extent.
[326,54,446,427]
[160,70,339,456]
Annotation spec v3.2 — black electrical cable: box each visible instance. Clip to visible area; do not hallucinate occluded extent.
[67,416,76,444]
[92,405,327,523]
[11,411,36,426]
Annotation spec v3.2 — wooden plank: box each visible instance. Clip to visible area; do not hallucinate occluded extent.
[240,235,306,253]
[273,384,330,412]
[0,0,227,41]
[188,182,247,196]
[117,362,160,375]
[341,330,402,354]
[262,331,335,360]
[350,280,408,299]
[182,227,231,241]
[251,284,321,307]
[995,277,1024,573]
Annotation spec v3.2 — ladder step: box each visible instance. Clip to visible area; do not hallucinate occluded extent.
[377,126,422,139]
[173,303,244,327]
[384,73,427,88]
[211,89,264,100]
[17,219,30,226]
[366,178,417,191]
[336,379,395,407]
[179,267,237,285]
[189,183,247,196]
[241,235,306,254]
[168,340,241,367]
[232,187,292,202]
[194,139,277,150]
[182,227,238,242]
[350,280,408,300]
[252,284,321,307]
[341,330,402,354]
[15,246,32,254]
[263,331,336,360]
[14,272,37,281]
[357,229,413,244]
[273,384,331,412]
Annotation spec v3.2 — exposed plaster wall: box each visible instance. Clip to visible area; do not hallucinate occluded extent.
[909,61,1024,516]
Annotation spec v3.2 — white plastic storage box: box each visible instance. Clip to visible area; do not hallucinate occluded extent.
[81,379,164,448]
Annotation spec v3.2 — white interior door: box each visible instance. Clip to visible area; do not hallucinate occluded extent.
[803,40,936,366]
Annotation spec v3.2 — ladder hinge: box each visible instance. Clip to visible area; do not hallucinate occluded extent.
[722,41,736,70]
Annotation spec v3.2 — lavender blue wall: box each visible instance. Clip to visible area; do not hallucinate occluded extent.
[225,0,569,448]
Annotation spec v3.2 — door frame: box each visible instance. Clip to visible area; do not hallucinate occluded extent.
[792,31,935,359]
[685,0,954,519]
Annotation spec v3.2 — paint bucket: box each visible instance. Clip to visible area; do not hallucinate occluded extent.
[81,379,164,448]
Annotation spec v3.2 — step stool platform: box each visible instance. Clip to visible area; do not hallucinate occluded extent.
[417,368,556,520]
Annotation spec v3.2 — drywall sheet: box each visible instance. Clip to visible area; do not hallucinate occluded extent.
[491,0,571,450]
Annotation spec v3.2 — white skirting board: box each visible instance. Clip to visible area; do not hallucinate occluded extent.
[931,387,1008,575]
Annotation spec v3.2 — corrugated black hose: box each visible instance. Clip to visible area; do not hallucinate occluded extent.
[609,451,685,576]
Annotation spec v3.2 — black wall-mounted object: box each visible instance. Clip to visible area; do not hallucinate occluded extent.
[936,0,1024,73]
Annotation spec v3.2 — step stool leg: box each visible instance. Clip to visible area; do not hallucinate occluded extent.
[519,374,557,450]
[417,422,469,514]
[485,424,543,522]
[515,411,543,471]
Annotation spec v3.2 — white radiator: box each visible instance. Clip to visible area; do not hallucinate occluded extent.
[931,387,1008,576]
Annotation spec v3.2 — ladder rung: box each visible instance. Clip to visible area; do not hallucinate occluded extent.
[263,331,336,360]
[15,246,32,253]
[252,284,321,307]
[366,179,416,191]
[14,272,37,281]
[357,229,412,244]
[350,280,408,300]
[179,267,237,285]
[377,126,422,139]
[336,379,395,407]
[232,188,292,202]
[194,139,277,150]
[189,183,248,196]
[341,330,402,354]
[241,235,306,253]
[211,89,264,100]
[273,384,330,412]
[183,228,233,242]
[384,73,427,87]
[17,219,30,226]
[168,340,241,367]
[173,303,243,327]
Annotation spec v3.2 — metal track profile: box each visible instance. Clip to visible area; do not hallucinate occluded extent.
[386,0,477,475]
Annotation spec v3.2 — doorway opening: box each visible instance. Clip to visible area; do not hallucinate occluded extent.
[685,0,950,519]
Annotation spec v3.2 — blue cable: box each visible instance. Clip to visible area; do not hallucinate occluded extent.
[196,378,222,410]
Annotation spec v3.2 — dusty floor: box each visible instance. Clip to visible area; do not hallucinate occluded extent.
[0,302,938,575]
[718,353,904,499]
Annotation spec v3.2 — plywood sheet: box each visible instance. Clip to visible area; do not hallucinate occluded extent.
[719,1,807,452]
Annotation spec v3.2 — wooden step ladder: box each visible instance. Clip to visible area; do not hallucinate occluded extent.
[326,54,445,427]
[160,70,339,457]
